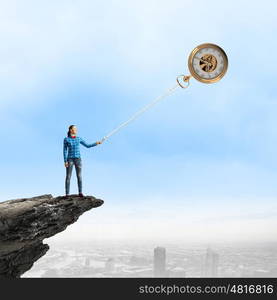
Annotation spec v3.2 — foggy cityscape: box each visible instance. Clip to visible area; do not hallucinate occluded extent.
[22,240,277,278]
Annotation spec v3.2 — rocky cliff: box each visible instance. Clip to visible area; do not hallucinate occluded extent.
[0,194,104,278]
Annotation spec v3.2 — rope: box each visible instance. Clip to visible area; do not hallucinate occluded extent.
[101,75,190,142]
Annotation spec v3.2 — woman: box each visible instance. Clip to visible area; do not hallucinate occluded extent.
[63,125,102,197]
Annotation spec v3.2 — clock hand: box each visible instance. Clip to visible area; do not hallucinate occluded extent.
[194,57,208,64]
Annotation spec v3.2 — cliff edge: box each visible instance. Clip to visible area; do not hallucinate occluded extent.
[0,194,104,278]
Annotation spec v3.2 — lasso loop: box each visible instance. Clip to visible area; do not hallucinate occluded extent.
[176,75,191,89]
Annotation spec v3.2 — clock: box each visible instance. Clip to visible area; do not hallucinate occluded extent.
[188,43,228,84]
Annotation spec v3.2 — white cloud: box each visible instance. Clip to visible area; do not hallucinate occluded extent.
[46,201,277,243]
[1,0,276,111]
[2,1,277,243]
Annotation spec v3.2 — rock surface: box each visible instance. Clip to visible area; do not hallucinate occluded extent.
[0,194,104,278]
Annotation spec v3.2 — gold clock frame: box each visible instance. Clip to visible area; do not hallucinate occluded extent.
[188,43,228,84]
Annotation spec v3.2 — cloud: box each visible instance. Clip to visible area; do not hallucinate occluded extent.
[1,0,277,243]
[1,0,276,111]
[46,204,277,243]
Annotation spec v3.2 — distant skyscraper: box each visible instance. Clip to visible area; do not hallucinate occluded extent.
[85,257,90,267]
[105,258,115,273]
[203,247,219,277]
[154,247,166,277]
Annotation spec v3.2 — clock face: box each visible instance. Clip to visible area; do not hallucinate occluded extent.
[188,43,228,83]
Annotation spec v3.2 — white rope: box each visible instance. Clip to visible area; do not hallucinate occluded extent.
[101,83,180,142]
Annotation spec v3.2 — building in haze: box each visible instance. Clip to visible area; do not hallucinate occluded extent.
[203,247,219,277]
[153,247,166,277]
[105,258,115,273]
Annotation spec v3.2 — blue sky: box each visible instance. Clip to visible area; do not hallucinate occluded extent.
[1,0,277,242]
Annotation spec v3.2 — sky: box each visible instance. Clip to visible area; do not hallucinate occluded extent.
[1,0,277,243]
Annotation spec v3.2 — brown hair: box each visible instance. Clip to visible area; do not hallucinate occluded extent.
[67,125,75,137]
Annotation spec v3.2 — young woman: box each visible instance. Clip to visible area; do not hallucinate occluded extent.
[63,125,102,197]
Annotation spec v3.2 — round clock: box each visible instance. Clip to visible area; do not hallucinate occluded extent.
[188,43,228,84]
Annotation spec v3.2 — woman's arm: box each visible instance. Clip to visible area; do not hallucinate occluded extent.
[80,137,101,148]
[63,138,68,162]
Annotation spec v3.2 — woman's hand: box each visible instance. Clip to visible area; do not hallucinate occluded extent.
[65,162,69,167]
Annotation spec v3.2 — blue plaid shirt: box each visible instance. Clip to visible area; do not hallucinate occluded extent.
[63,136,97,162]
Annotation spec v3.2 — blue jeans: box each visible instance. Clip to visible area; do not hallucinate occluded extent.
[65,158,82,195]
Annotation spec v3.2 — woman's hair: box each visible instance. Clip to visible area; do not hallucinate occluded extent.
[67,125,75,137]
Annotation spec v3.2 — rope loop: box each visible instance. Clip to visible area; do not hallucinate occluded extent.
[176,75,191,89]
